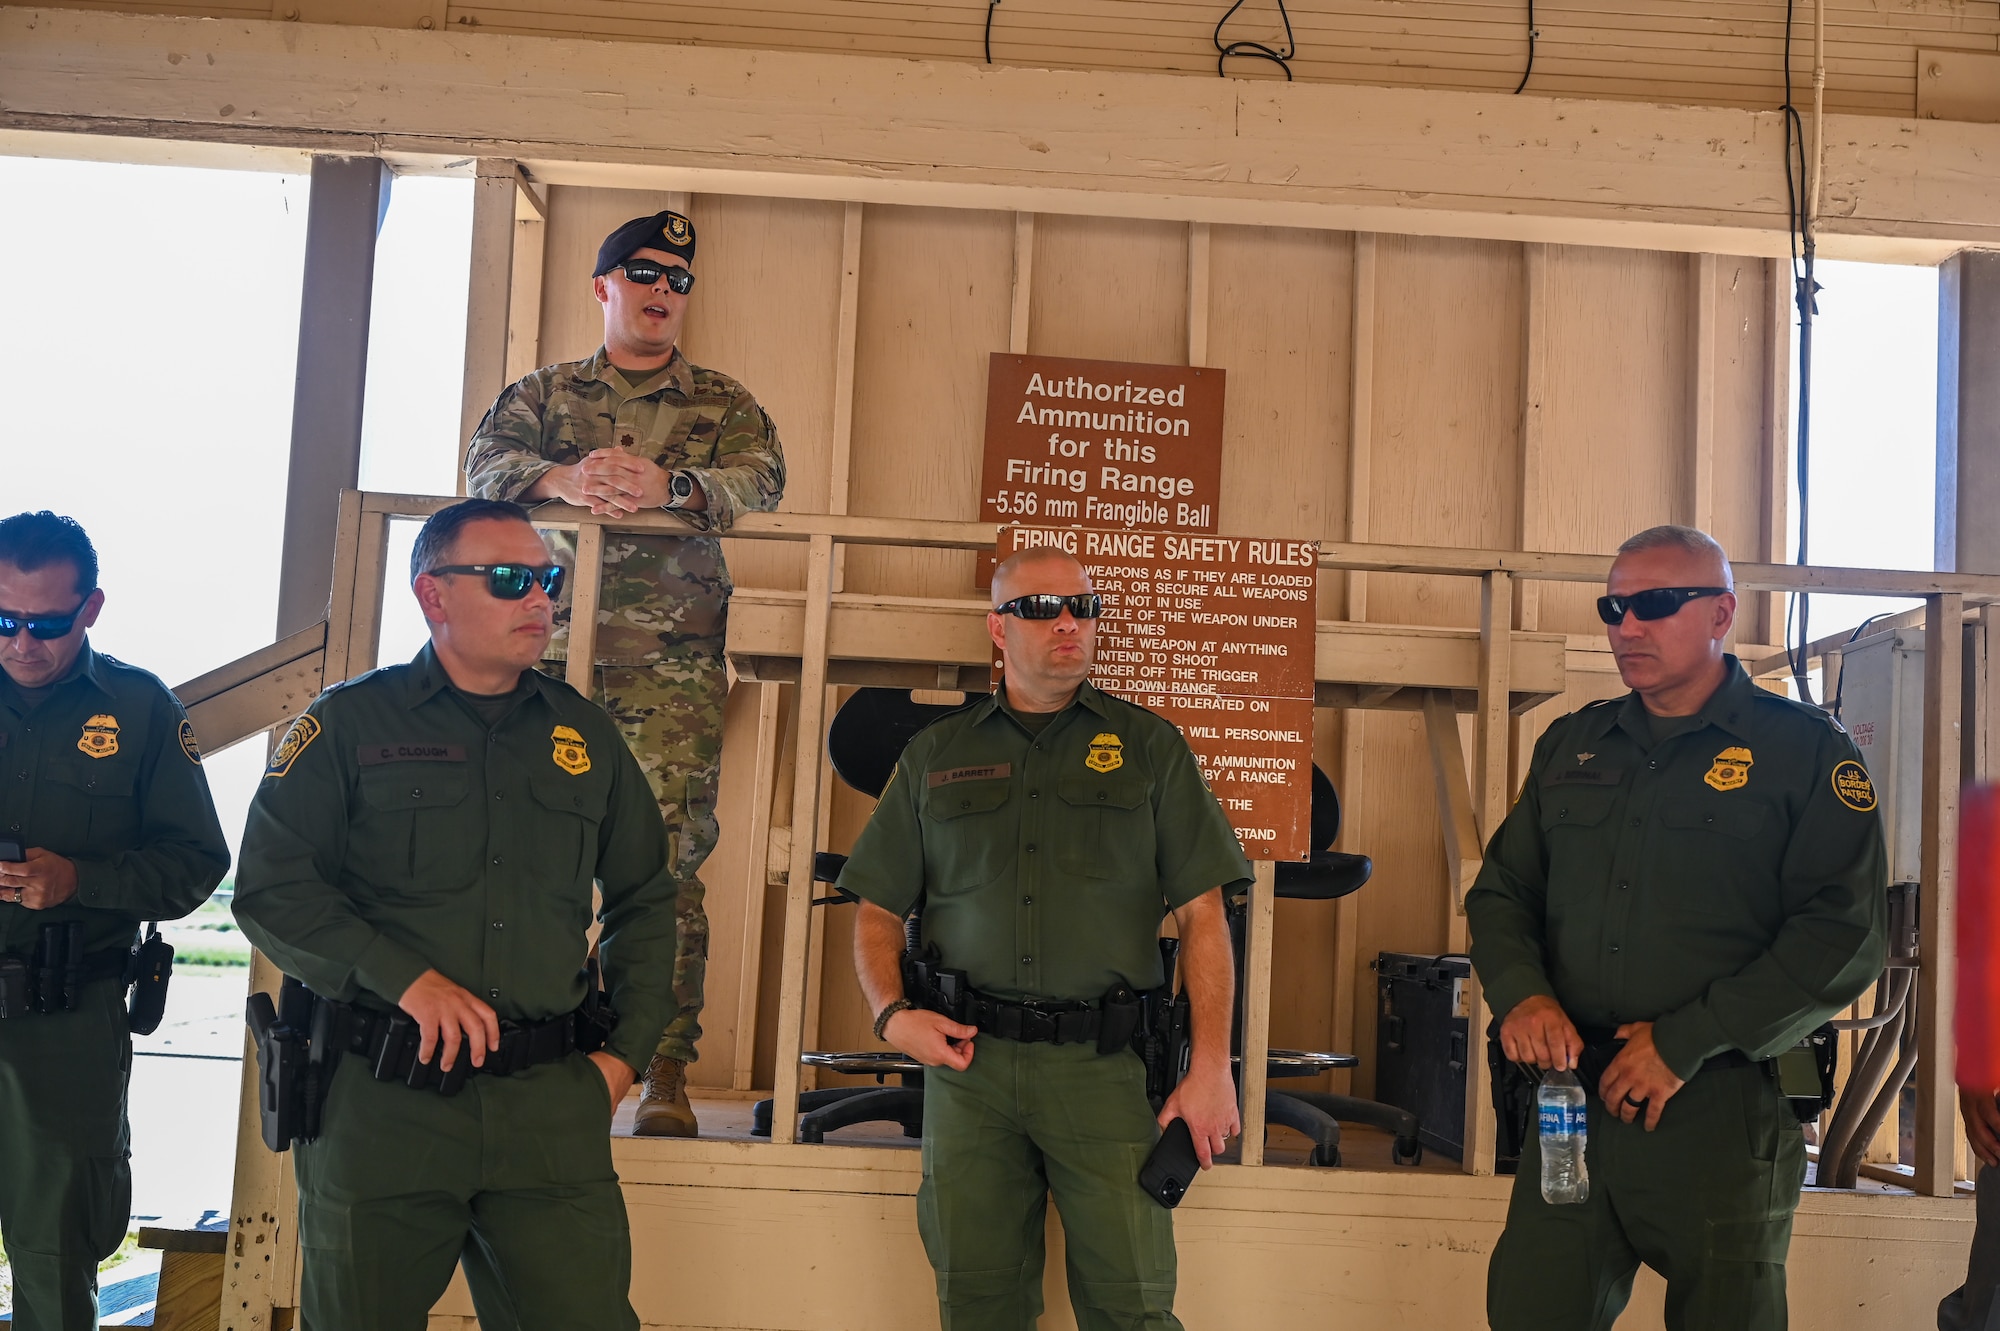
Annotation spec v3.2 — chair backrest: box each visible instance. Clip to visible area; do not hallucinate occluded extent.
[827,687,979,798]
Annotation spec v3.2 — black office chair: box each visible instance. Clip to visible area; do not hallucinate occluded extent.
[751,687,971,1143]
[1229,764,1424,1166]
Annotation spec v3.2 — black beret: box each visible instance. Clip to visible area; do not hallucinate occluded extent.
[593,210,696,276]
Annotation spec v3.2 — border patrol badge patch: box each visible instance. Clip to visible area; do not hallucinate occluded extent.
[552,725,592,776]
[1832,759,1877,812]
[267,715,320,778]
[1085,732,1124,773]
[1704,746,1753,792]
[178,718,202,765]
[77,714,120,759]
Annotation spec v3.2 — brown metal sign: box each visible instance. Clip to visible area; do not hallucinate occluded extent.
[996,526,1318,861]
[981,353,1225,532]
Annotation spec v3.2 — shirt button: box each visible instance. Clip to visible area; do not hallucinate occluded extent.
[494,791,505,801]
[1023,896,1033,905]
[1026,844,1037,853]
[1097,791,1107,801]
[492,920,504,930]
[1629,817,1640,828]
[1021,956,1033,965]
[1610,944,1621,954]
[489,988,500,999]
[1619,881,1630,891]
[1647,760,1658,770]
[1030,791,1040,799]
[411,788,423,798]
[491,855,503,865]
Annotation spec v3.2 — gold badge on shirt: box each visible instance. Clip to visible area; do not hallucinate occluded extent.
[1704,745,1753,792]
[552,725,592,776]
[178,718,203,765]
[77,714,120,759]
[1085,732,1124,774]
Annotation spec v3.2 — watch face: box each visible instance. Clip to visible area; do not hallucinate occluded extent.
[673,472,695,500]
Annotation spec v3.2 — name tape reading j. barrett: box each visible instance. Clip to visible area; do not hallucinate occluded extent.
[998,525,1318,861]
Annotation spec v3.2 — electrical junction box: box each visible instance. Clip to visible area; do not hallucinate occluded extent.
[1833,628,1924,886]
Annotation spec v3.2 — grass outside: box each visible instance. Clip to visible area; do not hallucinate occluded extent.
[164,889,249,970]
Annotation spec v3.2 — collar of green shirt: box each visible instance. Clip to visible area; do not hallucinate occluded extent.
[0,639,114,709]
[1589,652,1760,750]
[398,642,565,713]
[971,678,1121,731]
[585,345,694,403]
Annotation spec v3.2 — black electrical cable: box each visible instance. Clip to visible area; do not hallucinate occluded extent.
[1828,612,1896,722]
[1215,0,1295,80]
[1780,0,1822,706]
[1513,0,1538,95]
[984,0,999,65]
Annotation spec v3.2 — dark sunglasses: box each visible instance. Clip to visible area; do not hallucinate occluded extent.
[427,564,567,600]
[1596,586,1730,626]
[993,593,1103,621]
[615,260,695,295]
[0,604,85,640]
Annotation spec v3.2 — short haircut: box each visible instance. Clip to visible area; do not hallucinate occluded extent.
[410,498,534,583]
[0,511,99,595]
[992,546,1088,606]
[1616,524,1733,589]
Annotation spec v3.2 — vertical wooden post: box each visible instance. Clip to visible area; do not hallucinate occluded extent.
[458,159,520,475]
[769,534,836,1143]
[731,684,786,1090]
[1238,860,1277,1166]
[1690,253,1718,534]
[564,522,605,698]
[1763,256,1794,647]
[1331,233,1376,1089]
[1187,222,1211,369]
[346,509,392,676]
[503,171,547,387]
[1516,243,1547,642]
[1463,570,1511,1175]
[1010,213,1035,355]
[1919,591,1965,1195]
[1423,691,1484,948]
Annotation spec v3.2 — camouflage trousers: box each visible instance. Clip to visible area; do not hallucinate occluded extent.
[576,649,727,1067]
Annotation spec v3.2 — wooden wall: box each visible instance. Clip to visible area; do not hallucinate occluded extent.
[21,0,2000,119]
[527,185,1785,1098]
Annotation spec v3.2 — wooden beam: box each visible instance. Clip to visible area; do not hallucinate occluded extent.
[1918,591,1964,1196]
[1009,212,1034,355]
[768,533,835,1143]
[459,158,519,477]
[1690,252,1718,534]
[564,523,605,696]
[9,10,2000,262]
[1764,255,1794,646]
[503,167,547,386]
[1463,571,1511,1178]
[1187,221,1211,368]
[731,683,785,1092]
[1422,689,1485,937]
[1238,860,1277,1167]
[1333,233,1374,1093]
[1516,243,1548,639]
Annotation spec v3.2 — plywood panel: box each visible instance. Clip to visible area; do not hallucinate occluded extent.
[845,204,1015,599]
[1028,214,1189,368]
[1712,253,1780,573]
[1534,244,1693,637]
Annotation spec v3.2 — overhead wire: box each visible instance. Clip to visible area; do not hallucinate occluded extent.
[984,0,1000,65]
[1214,0,1295,80]
[1782,0,1825,706]
[1513,0,1538,95]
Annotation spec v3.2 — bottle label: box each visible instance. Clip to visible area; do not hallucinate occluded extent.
[1539,1102,1580,1138]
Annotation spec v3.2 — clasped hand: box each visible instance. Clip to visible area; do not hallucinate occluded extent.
[1499,994,1684,1131]
[396,969,630,1117]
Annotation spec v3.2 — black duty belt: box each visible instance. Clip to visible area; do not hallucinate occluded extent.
[333,1001,611,1096]
[1572,1025,1763,1101]
[965,994,1108,1046]
[0,942,131,1019]
[903,950,1151,1053]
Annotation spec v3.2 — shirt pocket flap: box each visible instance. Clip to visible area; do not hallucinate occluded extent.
[529,774,608,823]
[1539,788,1618,830]
[1660,798,1768,840]
[359,768,469,811]
[925,781,1012,821]
[48,763,136,799]
[1057,774,1147,811]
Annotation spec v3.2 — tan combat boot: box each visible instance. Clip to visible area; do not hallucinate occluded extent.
[632,1054,699,1138]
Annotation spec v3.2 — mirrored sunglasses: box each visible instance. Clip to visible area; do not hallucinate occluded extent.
[1596,586,1730,626]
[615,260,695,295]
[993,593,1103,621]
[0,605,85,640]
[426,564,567,601]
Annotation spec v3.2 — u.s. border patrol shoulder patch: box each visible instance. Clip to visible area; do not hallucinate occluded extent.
[77,714,120,759]
[1831,759,1877,812]
[266,714,320,778]
[552,725,591,776]
[1704,746,1754,792]
[178,718,202,765]
[1085,732,1124,773]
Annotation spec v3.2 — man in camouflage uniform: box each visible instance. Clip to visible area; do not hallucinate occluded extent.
[466,209,786,1136]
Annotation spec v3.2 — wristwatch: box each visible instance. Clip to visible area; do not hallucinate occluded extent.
[661,469,697,511]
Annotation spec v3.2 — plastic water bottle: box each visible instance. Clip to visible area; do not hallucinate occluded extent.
[1538,1069,1590,1205]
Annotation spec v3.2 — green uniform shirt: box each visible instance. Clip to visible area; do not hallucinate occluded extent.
[0,643,229,958]
[463,346,787,666]
[838,682,1254,1003]
[1465,656,1889,1081]
[230,645,678,1071]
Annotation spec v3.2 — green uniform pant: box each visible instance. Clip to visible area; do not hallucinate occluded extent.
[0,978,132,1331]
[591,652,725,1067]
[293,1049,636,1331]
[1488,1061,1806,1331]
[920,1039,1180,1331]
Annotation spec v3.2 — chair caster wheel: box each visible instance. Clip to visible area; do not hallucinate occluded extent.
[1308,1145,1341,1167]
[1392,1138,1423,1166]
